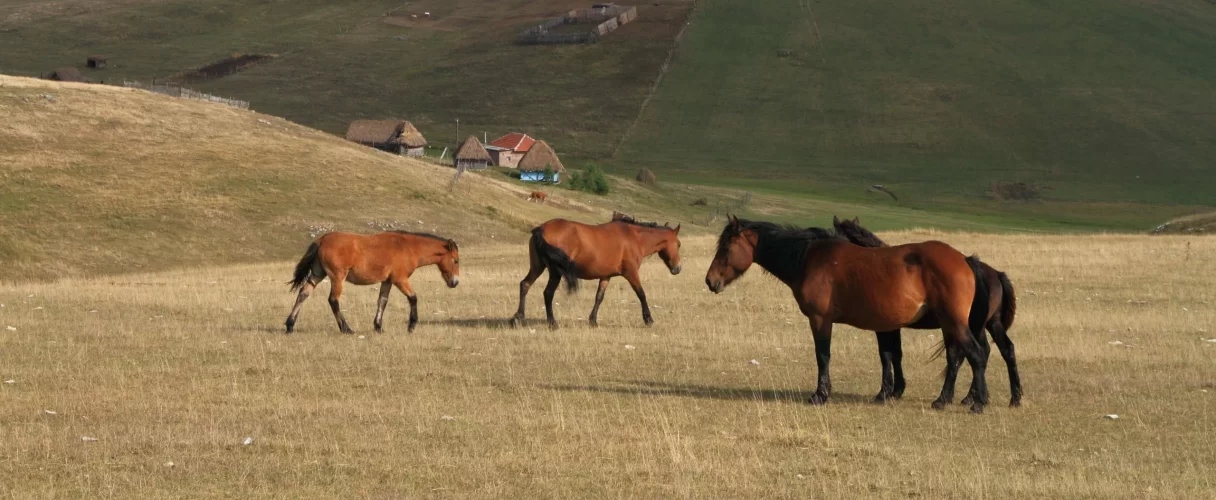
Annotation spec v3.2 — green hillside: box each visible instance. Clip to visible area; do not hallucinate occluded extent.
[614,0,1216,230]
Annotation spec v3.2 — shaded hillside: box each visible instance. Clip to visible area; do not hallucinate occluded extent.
[614,0,1216,229]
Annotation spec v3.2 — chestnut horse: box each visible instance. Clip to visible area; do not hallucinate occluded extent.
[705,216,993,413]
[285,231,460,334]
[832,216,1022,407]
[528,191,548,203]
[511,216,682,329]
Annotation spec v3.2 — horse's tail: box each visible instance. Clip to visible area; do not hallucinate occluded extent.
[965,255,990,351]
[996,271,1017,330]
[288,241,321,292]
[531,227,579,293]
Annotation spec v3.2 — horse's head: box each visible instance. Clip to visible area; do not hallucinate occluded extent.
[656,223,682,275]
[705,214,756,293]
[437,239,461,288]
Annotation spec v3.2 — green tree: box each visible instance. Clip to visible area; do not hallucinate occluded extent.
[542,164,555,183]
[568,163,610,195]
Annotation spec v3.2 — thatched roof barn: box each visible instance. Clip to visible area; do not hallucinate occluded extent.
[517,140,564,172]
[517,140,564,182]
[344,119,428,156]
[46,67,84,82]
[453,135,491,171]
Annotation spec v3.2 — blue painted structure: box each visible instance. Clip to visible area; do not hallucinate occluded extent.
[521,171,559,182]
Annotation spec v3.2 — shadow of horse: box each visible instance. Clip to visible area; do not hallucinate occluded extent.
[541,380,872,405]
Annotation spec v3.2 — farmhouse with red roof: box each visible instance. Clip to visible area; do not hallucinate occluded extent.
[485,132,535,168]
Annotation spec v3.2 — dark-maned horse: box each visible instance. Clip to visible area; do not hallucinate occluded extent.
[832,216,1022,407]
[512,216,682,329]
[705,215,993,413]
[285,231,461,334]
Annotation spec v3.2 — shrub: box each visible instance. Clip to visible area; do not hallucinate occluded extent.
[542,165,556,183]
[568,164,610,195]
[989,181,1048,201]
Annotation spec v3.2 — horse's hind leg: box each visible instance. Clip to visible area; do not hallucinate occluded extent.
[373,281,392,333]
[874,330,904,402]
[327,273,354,334]
[932,342,963,410]
[588,278,610,327]
[989,319,1022,407]
[511,244,545,328]
[960,327,993,407]
[542,270,562,330]
[285,279,317,334]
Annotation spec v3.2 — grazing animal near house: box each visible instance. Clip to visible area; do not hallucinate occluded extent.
[285,231,461,334]
[511,216,682,329]
[832,216,1022,407]
[705,215,993,413]
[528,191,548,203]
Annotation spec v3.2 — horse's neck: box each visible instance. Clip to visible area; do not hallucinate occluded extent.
[408,237,446,267]
[752,234,818,288]
[635,228,668,255]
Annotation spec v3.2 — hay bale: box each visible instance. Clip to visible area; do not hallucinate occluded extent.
[635,168,657,185]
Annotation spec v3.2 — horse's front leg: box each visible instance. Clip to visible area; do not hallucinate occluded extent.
[393,279,418,333]
[623,271,653,326]
[808,317,833,404]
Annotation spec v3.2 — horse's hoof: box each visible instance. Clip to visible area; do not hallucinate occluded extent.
[588,319,599,328]
[643,318,655,327]
[807,393,829,405]
[931,399,949,410]
[960,395,975,406]
[1009,399,1022,408]
[548,322,559,331]
[510,317,522,329]
[874,392,894,404]
[408,324,417,333]
[969,404,985,414]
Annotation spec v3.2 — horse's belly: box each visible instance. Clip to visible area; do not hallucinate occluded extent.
[839,302,928,332]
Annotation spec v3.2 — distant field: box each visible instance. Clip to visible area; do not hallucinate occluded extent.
[2,232,1214,498]
[614,0,1216,230]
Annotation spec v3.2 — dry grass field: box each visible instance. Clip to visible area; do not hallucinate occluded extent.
[2,232,1214,498]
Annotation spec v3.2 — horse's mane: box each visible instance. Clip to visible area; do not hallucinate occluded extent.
[832,217,888,248]
[611,211,674,231]
[390,230,456,248]
[717,219,842,284]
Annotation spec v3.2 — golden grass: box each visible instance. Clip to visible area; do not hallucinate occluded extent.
[2,232,1214,498]
[0,76,611,281]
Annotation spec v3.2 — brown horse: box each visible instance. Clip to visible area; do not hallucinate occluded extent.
[528,191,547,203]
[512,216,682,329]
[832,216,1022,407]
[705,216,993,413]
[285,231,461,334]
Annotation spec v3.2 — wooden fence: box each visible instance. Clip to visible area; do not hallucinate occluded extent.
[121,80,250,110]
[517,5,637,45]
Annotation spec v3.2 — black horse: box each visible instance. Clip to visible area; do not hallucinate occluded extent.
[832,216,1023,407]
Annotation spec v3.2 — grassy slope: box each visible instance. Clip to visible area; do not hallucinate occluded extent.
[2,233,1214,497]
[0,0,694,160]
[615,0,1216,230]
[0,75,604,280]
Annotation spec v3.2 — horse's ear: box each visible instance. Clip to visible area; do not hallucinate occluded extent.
[727,214,737,226]
[674,224,681,234]
[664,221,670,227]
[853,217,860,224]
[833,215,840,225]
[446,239,458,251]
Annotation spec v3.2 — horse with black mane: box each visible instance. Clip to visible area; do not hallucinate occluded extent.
[512,214,682,329]
[832,216,1022,407]
[705,215,993,413]
[285,231,461,334]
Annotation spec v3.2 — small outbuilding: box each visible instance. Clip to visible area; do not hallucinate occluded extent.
[344,119,428,156]
[486,132,535,168]
[517,140,565,182]
[453,135,491,171]
[86,56,107,69]
[45,67,84,82]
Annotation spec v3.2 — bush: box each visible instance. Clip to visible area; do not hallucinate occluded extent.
[989,181,1048,201]
[542,165,556,183]
[568,164,610,195]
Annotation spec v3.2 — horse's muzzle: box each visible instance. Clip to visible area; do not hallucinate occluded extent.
[706,278,724,294]
[447,277,460,288]
[670,265,682,275]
